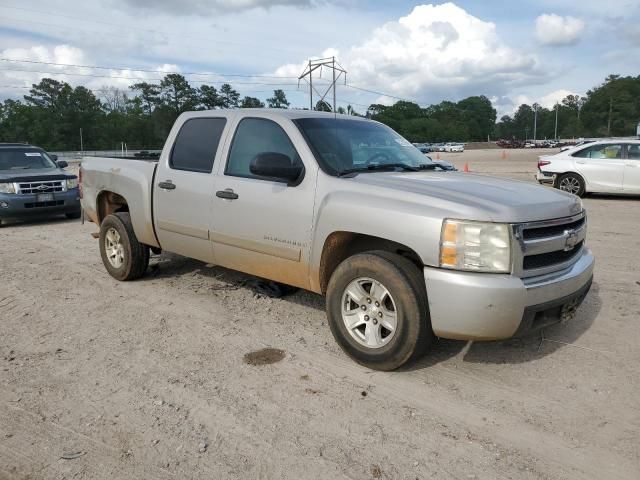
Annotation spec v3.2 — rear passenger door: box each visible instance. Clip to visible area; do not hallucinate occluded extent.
[623,144,640,192]
[153,116,228,263]
[572,143,625,192]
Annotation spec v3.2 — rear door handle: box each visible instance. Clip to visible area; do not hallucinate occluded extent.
[158,181,176,190]
[216,189,239,200]
[576,160,586,164]
[626,163,638,167]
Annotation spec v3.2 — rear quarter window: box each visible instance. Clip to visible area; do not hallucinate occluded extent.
[170,118,227,173]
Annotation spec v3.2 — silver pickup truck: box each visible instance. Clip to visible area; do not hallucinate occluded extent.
[80,109,594,370]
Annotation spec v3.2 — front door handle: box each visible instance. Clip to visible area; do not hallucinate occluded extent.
[216,188,239,200]
[626,163,638,168]
[575,160,586,164]
[158,180,176,190]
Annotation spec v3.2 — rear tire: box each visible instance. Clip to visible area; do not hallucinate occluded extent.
[99,212,149,281]
[326,250,434,371]
[556,173,585,197]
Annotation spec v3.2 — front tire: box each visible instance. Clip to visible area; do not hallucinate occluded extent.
[99,212,149,281]
[556,173,586,197]
[326,251,434,371]
[65,211,81,219]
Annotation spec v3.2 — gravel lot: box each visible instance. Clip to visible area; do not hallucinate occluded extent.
[1,149,639,479]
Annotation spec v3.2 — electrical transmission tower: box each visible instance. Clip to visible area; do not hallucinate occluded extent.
[298,57,347,112]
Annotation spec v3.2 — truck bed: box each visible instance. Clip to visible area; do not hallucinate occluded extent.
[80,156,159,248]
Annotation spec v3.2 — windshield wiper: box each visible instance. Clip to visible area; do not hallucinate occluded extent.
[338,163,419,176]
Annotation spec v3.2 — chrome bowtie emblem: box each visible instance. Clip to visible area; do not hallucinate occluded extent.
[564,229,578,250]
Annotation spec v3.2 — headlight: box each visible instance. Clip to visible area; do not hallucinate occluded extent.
[440,219,512,273]
[66,178,79,190]
[0,182,16,194]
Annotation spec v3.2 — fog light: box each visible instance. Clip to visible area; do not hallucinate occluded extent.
[0,201,8,209]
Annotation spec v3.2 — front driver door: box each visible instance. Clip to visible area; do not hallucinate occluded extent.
[572,143,625,192]
[210,115,317,290]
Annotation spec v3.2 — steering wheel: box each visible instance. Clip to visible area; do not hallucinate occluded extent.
[367,152,392,164]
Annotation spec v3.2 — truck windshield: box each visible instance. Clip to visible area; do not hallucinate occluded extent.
[0,148,57,170]
[294,118,436,176]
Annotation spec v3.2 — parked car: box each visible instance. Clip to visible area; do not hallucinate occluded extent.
[81,109,593,370]
[536,140,640,196]
[444,143,464,152]
[0,143,81,226]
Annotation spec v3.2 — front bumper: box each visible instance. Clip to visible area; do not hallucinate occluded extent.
[423,249,595,340]
[0,189,81,219]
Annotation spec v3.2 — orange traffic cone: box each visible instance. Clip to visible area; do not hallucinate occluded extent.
[501,150,507,160]
[463,162,470,172]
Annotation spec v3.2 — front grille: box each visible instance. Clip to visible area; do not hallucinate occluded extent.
[523,241,584,270]
[18,180,65,194]
[522,216,585,240]
[24,200,65,209]
[517,212,587,276]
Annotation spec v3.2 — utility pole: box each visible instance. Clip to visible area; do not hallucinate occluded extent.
[533,104,538,141]
[79,128,84,152]
[607,97,613,137]
[554,103,559,140]
[298,56,347,112]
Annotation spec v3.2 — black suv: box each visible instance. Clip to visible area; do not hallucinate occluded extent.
[0,143,81,226]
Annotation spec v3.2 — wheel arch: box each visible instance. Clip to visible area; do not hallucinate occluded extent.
[555,171,588,193]
[317,231,423,294]
[96,190,129,225]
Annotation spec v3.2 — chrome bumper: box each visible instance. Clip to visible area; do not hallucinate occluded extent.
[423,249,595,340]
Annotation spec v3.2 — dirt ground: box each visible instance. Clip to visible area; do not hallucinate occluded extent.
[1,149,639,479]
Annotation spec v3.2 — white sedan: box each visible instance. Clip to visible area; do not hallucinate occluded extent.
[536,140,640,196]
[444,143,464,152]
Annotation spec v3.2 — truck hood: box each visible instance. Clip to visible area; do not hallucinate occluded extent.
[0,168,75,183]
[349,171,581,223]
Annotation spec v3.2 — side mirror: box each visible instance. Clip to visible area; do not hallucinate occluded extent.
[250,152,304,185]
[50,154,58,161]
[56,160,68,169]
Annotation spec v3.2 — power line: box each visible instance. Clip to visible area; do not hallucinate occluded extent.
[0,5,310,58]
[0,67,300,86]
[0,58,298,79]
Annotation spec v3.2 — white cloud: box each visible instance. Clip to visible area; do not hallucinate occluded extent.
[274,3,547,105]
[538,89,579,108]
[535,14,585,46]
[0,45,179,99]
[491,88,582,117]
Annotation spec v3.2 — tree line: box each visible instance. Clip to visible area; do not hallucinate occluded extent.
[0,74,293,150]
[495,75,640,141]
[0,73,638,150]
[367,75,640,143]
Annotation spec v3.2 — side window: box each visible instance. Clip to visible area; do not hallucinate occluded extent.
[170,118,227,173]
[573,144,622,159]
[226,118,301,179]
[627,144,640,160]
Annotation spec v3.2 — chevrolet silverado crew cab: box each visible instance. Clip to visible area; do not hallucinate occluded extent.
[80,110,594,370]
[0,143,81,226]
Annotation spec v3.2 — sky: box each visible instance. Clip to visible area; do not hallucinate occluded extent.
[0,0,639,116]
